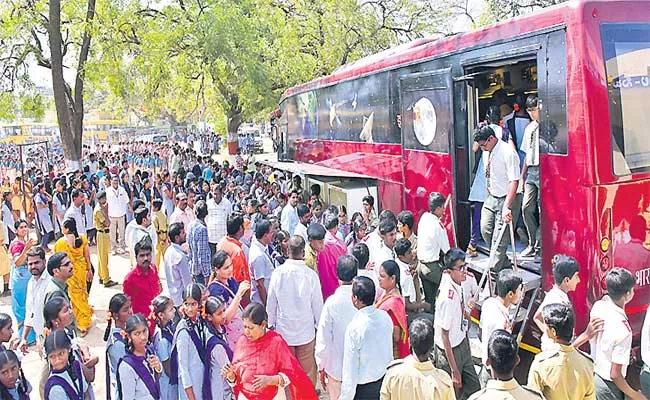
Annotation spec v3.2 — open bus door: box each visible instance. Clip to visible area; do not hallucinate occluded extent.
[398,68,458,244]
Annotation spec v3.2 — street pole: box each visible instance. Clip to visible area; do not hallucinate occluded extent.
[18,145,26,222]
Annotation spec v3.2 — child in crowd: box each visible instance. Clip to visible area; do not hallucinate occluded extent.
[0,349,30,399]
[204,296,233,400]
[151,295,179,400]
[174,283,209,400]
[117,314,163,399]
[104,293,133,399]
[0,314,19,351]
[44,330,92,400]
[479,269,522,387]
[534,255,603,351]
[590,267,645,400]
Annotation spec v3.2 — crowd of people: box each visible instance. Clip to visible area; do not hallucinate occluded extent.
[0,124,646,400]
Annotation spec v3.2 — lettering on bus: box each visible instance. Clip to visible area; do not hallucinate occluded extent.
[637,267,650,287]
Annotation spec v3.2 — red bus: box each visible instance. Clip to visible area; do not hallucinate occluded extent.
[275,0,650,362]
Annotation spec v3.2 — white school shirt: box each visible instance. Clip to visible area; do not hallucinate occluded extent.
[434,273,467,349]
[641,307,649,366]
[590,296,633,380]
[340,306,394,400]
[206,197,232,244]
[117,358,157,400]
[315,284,357,381]
[175,323,206,400]
[417,212,450,263]
[208,332,233,400]
[480,297,510,365]
[266,259,323,346]
[153,327,179,400]
[484,138,521,198]
[538,285,571,351]
[521,120,540,167]
[395,258,416,302]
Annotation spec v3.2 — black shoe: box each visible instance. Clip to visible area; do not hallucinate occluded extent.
[1,290,10,297]
[104,280,118,288]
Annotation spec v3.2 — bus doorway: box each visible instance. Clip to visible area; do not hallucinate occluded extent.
[462,57,542,274]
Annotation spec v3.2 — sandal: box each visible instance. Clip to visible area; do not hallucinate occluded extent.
[466,244,478,258]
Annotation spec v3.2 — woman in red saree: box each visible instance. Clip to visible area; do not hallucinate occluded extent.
[376,260,410,358]
[221,303,318,400]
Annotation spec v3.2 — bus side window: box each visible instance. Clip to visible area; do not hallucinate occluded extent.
[539,31,568,154]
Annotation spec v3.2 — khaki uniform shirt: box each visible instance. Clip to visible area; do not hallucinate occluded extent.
[528,343,595,400]
[304,244,318,273]
[93,204,110,231]
[467,378,544,399]
[153,210,168,242]
[380,356,455,400]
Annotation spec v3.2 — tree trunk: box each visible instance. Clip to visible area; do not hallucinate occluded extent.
[226,105,242,156]
[48,0,95,171]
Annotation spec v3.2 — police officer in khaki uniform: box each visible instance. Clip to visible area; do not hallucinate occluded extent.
[528,303,594,400]
[468,329,544,400]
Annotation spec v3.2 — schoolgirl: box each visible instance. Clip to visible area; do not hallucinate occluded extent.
[43,330,91,400]
[103,293,132,399]
[117,314,162,400]
[173,283,209,400]
[42,297,98,394]
[0,350,30,399]
[0,314,19,351]
[203,297,233,400]
[150,295,179,400]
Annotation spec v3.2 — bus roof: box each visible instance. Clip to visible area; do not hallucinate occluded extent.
[280,0,625,102]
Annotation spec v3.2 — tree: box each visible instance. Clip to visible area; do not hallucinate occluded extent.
[483,0,567,22]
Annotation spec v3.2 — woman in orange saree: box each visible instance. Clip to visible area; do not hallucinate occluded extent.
[376,260,410,359]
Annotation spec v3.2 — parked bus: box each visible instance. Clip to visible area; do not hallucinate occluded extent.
[275,0,650,368]
[0,123,59,144]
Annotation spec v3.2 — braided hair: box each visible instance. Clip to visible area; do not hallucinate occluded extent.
[104,294,131,341]
[0,350,28,400]
[44,330,79,387]
[150,295,174,329]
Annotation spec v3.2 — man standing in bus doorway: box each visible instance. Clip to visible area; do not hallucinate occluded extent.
[520,95,541,259]
[474,124,522,271]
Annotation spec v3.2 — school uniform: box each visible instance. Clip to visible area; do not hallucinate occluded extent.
[5,379,30,400]
[537,285,571,352]
[434,273,480,399]
[45,360,92,400]
[528,343,595,400]
[479,297,510,387]
[106,327,127,399]
[467,378,544,399]
[207,326,233,400]
[590,296,632,400]
[173,318,208,400]
[117,352,161,400]
[153,323,179,400]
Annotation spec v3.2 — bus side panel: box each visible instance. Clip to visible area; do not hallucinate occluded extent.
[378,180,405,216]
[540,153,597,336]
[294,139,404,184]
[595,180,650,346]
[402,149,455,245]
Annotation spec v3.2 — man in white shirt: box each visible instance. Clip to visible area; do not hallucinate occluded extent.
[590,267,645,400]
[206,184,232,255]
[417,192,450,312]
[520,95,541,258]
[19,247,50,349]
[340,276,393,400]
[163,222,193,306]
[474,124,522,272]
[294,204,311,241]
[368,220,398,276]
[280,190,300,235]
[315,255,358,400]
[64,188,87,237]
[478,269,522,387]
[434,248,480,398]
[169,192,196,227]
[106,175,129,254]
[249,220,275,305]
[267,235,323,387]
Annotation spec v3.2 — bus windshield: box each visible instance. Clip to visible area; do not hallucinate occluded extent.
[602,23,650,176]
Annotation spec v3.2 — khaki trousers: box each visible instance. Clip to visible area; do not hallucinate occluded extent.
[96,231,110,282]
[289,339,317,387]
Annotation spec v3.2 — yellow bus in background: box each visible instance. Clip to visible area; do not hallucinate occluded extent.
[0,123,59,144]
[84,119,127,143]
